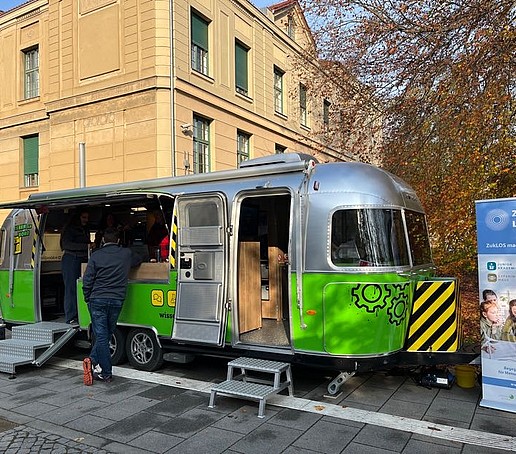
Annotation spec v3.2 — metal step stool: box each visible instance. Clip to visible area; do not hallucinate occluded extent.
[209,357,293,418]
[0,322,78,376]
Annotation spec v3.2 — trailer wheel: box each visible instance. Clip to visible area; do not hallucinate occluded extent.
[91,327,127,366]
[126,328,164,371]
[110,328,127,365]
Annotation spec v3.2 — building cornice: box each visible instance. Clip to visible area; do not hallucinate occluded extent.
[0,108,48,129]
[1,76,169,128]
[0,0,46,30]
[44,75,169,114]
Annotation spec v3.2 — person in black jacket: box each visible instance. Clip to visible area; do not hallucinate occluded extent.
[82,227,141,384]
[61,210,92,324]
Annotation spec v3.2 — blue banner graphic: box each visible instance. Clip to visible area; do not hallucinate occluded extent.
[476,198,516,413]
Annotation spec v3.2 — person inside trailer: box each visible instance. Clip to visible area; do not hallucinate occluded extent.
[60,210,93,324]
[147,210,168,261]
[95,212,132,248]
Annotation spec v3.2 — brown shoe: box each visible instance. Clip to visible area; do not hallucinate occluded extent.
[83,357,93,386]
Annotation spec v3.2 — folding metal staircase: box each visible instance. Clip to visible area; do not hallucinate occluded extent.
[209,357,294,418]
[0,322,78,377]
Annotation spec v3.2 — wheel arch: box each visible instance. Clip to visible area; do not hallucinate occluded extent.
[117,323,163,347]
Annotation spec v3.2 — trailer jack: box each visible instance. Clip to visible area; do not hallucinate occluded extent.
[327,371,356,396]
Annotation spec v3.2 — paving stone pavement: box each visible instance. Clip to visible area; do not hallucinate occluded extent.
[0,356,516,454]
[0,425,112,453]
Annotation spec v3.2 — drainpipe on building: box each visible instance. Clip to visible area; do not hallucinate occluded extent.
[79,142,86,188]
[169,0,176,177]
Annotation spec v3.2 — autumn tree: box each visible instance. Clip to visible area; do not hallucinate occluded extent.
[301,0,516,279]
[277,2,384,164]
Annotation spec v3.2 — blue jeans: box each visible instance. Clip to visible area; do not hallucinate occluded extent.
[62,253,84,323]
[88,299,124,377]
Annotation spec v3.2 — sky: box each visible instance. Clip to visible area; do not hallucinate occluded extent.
[0,0,275,12]
[250,0,273,8]
[0,0,25,12]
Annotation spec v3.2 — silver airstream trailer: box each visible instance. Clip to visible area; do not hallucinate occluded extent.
[0,153,467,392]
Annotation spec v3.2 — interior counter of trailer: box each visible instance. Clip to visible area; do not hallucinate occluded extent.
[80,261,170,282]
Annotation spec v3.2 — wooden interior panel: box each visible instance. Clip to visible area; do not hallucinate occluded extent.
[262,246,284,320]
[238,241,262,333]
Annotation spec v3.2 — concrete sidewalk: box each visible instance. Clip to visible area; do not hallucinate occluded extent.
[0,357,515,453]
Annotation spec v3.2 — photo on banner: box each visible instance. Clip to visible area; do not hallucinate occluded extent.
[475,198,516,413]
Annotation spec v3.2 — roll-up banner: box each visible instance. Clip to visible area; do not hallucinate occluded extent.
[475,198,516,413]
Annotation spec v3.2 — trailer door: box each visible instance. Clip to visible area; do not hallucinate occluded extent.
[172,194,227,345]
[0,209,40,323]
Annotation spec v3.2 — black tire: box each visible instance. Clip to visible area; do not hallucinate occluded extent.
[91,327,127,366]
[110,327,128,365]
[125,328,164,371]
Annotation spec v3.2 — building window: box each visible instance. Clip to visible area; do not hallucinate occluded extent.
[24,47,39,99]
[191,10,209,75]
[235,40,249,96]
[193,115,210,173]
[323,99,331,128]
[299,83,308,126]
[287,15,295,39]
[274,66,284,114]
[237,130,251,164]
[275,144,286,154]
[23,135,39,187]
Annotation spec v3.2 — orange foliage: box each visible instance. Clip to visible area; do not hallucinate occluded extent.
[303,0,516,278]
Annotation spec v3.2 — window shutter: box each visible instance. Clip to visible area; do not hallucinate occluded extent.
[24,136,39,174]
[191,13,208,49]
[235,43,248,90]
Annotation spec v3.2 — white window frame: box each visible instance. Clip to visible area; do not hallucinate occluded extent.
[237,130,251,164]
[274,66,284,114]
[299,83,308,127]
[24,47,39,99]
[193,115,210,173]
[191,10,209,75]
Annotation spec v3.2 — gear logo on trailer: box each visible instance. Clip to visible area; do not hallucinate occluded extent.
[351,284,391,313]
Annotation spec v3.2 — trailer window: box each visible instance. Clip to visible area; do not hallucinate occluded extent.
[188,202,219,227]
[405,210,432,265]
[331,209,409,267]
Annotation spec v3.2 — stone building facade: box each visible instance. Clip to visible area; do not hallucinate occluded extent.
[0,0,353,208]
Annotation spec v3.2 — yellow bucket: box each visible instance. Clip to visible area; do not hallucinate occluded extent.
[455,365,476,388]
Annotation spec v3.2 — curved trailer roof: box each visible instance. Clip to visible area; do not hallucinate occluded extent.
[0,153,422,212]
[0,154,314,211]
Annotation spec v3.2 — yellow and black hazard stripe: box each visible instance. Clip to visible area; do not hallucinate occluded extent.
[170,204,178,268]
[31,214,41,269]
[405,279,460,352]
